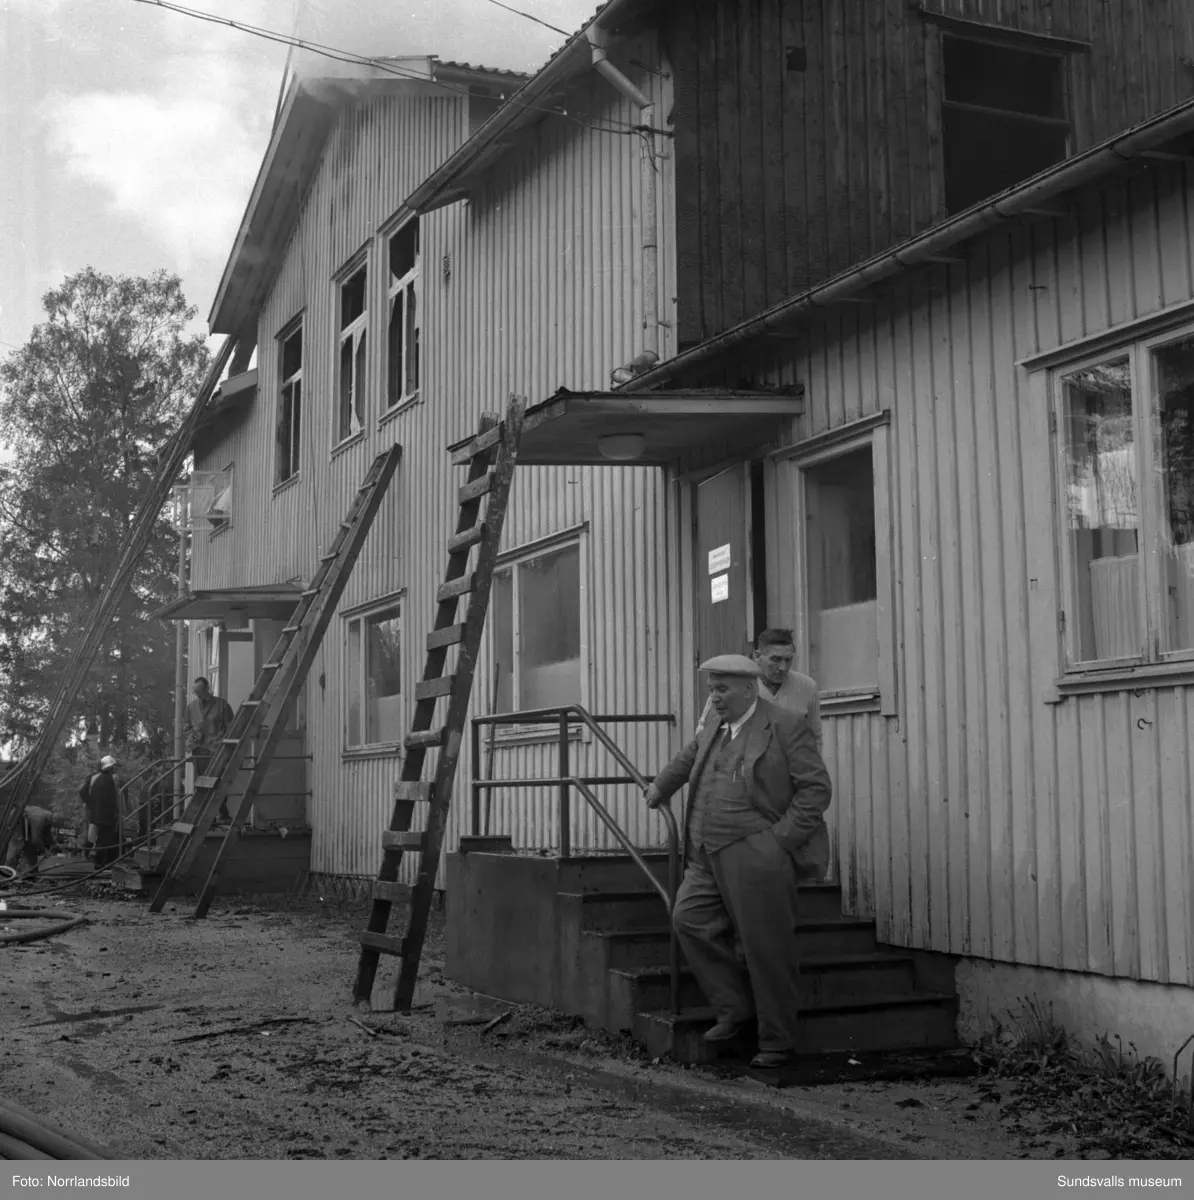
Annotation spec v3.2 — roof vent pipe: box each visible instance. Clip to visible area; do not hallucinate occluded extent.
[587,28,660,362]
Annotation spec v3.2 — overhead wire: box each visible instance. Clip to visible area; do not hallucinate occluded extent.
[128,0,652,139]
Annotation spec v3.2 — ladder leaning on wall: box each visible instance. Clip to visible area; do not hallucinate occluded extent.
[353,393,527,1014]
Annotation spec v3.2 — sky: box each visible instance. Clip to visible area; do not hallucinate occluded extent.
[0,0,596,357]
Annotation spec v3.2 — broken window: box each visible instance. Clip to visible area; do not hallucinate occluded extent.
[276,322,303,484]
[205,466,233,535]
[337,264,368,443]
[387,220,420,411]
[803,448,878,693]
[346,602,402,749]
[1056,330,1194,667]
[940,35,1070,215]
[492,541,584,714]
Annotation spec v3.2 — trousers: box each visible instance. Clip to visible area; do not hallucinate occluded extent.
[672,828,802,1052]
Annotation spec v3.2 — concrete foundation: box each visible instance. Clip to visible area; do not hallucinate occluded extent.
[956,958,1194,1076]
[123,829,312,896]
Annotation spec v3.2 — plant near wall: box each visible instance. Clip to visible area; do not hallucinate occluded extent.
[0,267,210,756]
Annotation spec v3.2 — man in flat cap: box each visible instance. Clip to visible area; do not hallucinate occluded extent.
[645,653,832,1069]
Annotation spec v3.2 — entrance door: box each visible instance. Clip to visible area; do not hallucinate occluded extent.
[249,619,309,830]
[220,630,254,820]
[693,465,754,669]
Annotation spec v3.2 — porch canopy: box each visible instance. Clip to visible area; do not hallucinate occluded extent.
[498,388,804,467]
[151,583,305,623]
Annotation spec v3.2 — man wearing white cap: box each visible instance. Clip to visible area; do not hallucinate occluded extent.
[80,755,122,870]
[645,654,831,1069]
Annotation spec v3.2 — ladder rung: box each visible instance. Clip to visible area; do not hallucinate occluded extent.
[394,782,433,803]
[222,737,241,746]
[283,624,301,634]
[195,776,220,789]
[171,821,195,836]
[319,551,339,562]
[458,473,494,503]
[371,880,407,903]
[415,675,455,701]
[447,524,486,554]
[426,623,466,650]
[382,830,426,852]
[301,589,319,598]
[450,424,503,466]
[263,661,284,671]
[437,574,473,603]
[405,729,444,750]
[359,931,405,957]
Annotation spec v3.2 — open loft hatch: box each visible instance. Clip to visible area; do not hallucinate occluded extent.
[491,388,804,467]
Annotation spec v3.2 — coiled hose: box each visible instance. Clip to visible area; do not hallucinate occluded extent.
[0,1095,113,1160]
[0,906,88,946]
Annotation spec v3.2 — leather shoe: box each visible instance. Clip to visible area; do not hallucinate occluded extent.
[750,1050,794,1069]
[703,1019,750,1043]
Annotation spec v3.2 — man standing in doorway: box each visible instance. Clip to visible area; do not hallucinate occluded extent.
[646,655,832,1069]
[83,755,122,870]
[186,676,235,822]
[696,628,821,750]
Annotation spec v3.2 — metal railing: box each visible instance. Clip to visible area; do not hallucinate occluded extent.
[469,705,682,1013]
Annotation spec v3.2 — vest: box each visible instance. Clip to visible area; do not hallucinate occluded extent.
[688,728,772,853]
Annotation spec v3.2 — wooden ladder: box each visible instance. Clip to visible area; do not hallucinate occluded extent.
[148,444,403,916]
[353,395,526,1013]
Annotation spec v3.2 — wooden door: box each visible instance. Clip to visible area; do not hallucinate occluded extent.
[249,619,309,830]
[693,465,753,673]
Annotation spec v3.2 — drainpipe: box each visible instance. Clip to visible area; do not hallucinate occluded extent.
[587,28,660,360]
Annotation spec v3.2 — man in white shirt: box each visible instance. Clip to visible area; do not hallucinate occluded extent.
[695,628,821,751]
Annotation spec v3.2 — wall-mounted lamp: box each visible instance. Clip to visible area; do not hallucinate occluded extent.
[598,433,646,461]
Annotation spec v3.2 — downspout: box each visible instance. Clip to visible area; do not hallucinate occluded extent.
[587,28,660,361]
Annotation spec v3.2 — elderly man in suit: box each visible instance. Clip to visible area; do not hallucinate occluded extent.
[695,628,821,751]
[645,654,832,1069]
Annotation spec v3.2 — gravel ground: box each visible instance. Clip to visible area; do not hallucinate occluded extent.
[0,888,1087,1160]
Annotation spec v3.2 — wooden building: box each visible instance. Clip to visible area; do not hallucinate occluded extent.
[181,2,1194,1059]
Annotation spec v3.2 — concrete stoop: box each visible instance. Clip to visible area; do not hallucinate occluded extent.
[445,848,961,1068]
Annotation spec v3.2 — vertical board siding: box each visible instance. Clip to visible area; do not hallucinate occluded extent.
[669,0,1194,346]
[192,39,682,885]
[760,162,1194,987]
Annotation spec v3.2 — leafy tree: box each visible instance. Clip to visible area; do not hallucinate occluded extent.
[0,267,210,755]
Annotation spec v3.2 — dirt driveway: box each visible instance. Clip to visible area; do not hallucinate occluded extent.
[1,890,1077,1160]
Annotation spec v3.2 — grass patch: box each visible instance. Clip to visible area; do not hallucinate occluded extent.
[972,997,1194,1159]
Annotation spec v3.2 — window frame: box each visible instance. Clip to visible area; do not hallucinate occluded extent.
[489,528,590,744]
[275,316,303,488]
[1050,322,1194,681]
[334,256,369,449]
[384,217,421,416]
[343,594,405,757]
[206,463,234,539]
[775,412,898,718]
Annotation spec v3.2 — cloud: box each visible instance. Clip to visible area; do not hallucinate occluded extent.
[43,45,276,272]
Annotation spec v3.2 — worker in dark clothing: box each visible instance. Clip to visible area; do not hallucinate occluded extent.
[4,805,56,878]
[82,755,122,870]
[186,676,235,822]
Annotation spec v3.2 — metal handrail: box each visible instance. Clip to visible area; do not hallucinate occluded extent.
[468,704,682,1014]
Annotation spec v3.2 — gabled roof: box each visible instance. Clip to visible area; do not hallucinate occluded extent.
[208,57,528,337]
[405,0,661,214]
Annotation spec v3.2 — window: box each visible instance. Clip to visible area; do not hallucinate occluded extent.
[276,322,302,484]
[337,263,368,443]
[803,448,879,693]
[1056,330,1194,668]
[492,540,584,714]
[941,36,1070,215]
[206,465,233,535]
[386,220,420,411]
[346,602,402,749]
[200,626,220,697]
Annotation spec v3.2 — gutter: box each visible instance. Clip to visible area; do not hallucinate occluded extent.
[587,26,660,359]
[619,94,1194,393]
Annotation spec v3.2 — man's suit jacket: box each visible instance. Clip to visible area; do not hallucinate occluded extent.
[652,698,832,880]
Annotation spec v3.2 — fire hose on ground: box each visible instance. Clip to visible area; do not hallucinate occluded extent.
[0,1095,114,1160]
[0,906,89,946]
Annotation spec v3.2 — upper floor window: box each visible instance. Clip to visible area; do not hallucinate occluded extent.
[276,322,302,485]
[387,219,420,411]
[1054,330,1194,669]
[941,35,1070,215]
[337,263,367,443]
